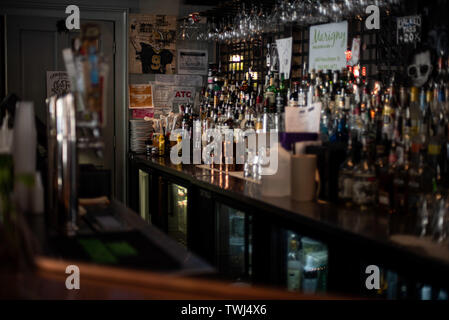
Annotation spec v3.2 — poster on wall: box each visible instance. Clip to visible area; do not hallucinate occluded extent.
[132,108,154,119]
[276,37,292,79]
[129,14,177,74]
[397,15,422,44]
[177,49,208,75]
[129,84,154,109]
[309,21,348,72]
[46,71,71,98]
[152,83,174,108]
[172,87,195,103]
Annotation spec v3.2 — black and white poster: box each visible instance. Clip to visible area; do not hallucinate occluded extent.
[129,14,177,74]
[177,49,208,75]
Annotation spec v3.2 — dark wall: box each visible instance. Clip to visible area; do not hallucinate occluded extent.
[0,15,5,102]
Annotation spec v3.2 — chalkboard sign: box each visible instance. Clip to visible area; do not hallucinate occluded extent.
[397,15,422,45]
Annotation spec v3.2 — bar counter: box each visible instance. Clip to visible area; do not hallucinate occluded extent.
[130,154,449,292]
[27,200,213,276]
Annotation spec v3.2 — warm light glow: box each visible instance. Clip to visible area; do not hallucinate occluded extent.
[353,66,360,78]
[345,50,352,62]
[247,71,258,80]
[230,55,242,62]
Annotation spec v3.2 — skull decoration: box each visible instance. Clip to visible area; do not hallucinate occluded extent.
[407,50,433,87]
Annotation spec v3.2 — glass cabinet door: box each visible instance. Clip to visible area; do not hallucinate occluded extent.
[215,203,252,282]
[138,170,151,224]
[285,230,328,294]
[167,183,188,247]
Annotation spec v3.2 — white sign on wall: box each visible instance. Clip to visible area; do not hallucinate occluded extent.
[46,71,71,98]
[309,21,348,72]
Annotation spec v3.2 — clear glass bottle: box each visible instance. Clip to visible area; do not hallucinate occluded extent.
[338,136,355,206]
[352,137,378,210]
[287,232,302,292]
[392,141,411,215]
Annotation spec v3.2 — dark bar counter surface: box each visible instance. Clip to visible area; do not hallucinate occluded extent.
[130,154,449,290]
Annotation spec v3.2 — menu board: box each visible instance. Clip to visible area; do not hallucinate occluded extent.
[309,21,348,72]
[397,15,422,44]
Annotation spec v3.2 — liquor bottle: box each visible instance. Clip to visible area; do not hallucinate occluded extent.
[289,82,300,107]
[207,66,214,91]
[262,104,270,134]
[298,75,307,108]
[382,93,395,141]
[223,105,235,130]
[287,233,302,292]
[338,136,355,206]
[378,138,397,213]
[392,141,411,215]
[265,73,276,107]
[408,147,422,219]
[254,85,262,112]
[279,73,288,100]
[255,102,264,133]
[352,137,378,210]
[266,43,271,70]
[409,87,422,150]
[158,133,165,157]
[308,69,316,106]
[274,97,285,133]
[430,165,447,242]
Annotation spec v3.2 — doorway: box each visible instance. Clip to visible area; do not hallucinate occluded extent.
[1,5,128,201]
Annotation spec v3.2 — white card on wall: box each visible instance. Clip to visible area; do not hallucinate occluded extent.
[276,37,292,79]
[309,21,348,72]
[46,71,71,98]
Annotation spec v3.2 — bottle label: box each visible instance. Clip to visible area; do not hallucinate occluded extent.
[287,268,301,291]
[352,176,377,205]
[428,144,441,155]
[266,92,275,105]
[378,191,390,206]
[298,93,306,107]
[338,176,353,200]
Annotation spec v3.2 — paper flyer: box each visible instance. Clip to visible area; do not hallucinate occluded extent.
[129,84,153,109]
[177,49,208,75]
[276,37,292,79]
[285,103,322,133]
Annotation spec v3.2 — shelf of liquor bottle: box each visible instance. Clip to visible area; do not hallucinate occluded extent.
[130,153,449,287]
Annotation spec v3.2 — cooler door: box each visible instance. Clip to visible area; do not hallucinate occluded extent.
[167,183,188,247]
[215,202,252,282]
[284,230,328,294]
[138,169,151,224]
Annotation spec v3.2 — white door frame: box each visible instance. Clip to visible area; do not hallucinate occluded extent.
[1,3,129,203]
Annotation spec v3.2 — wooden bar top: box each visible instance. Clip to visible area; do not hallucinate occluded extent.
[0,257,344,300]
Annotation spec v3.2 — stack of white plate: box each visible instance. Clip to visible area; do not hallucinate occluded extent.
[129,119,153,153]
